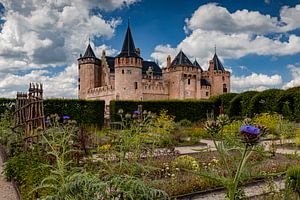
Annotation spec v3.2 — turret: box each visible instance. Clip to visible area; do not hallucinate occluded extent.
[114,21,143,100]
[208,49,230,96]
[78,42,101,99]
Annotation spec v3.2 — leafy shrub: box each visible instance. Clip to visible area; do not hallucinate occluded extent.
[210,93,238,115]
[248,89,283,116]
[228,91,259,117]
[286,166,300,196]
[110,100,215,122]
[253,113,280,135]
[178,119,192,127]
[4,152,51,200]
[173,155,199,170]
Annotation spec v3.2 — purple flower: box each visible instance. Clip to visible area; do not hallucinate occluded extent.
[240,125,260,135]
[240,125,261,146]
[63,115,71,120]
[133,110,141,115]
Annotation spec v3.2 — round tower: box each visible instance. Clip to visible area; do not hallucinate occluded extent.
[114,22,143,100]
[77,43,101,99]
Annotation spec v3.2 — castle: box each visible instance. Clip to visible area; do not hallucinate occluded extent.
[78,23,230,105]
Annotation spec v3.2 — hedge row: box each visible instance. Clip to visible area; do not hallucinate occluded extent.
[110,100,215,122]
[0,98,105,127]
[228,87,300,121]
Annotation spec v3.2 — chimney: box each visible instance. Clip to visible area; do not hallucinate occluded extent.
[167,55,171,68]
[136,48,140,56]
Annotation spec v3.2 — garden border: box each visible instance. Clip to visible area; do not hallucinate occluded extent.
[0,144,23,200]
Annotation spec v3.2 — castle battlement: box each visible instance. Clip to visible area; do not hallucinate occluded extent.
[87,85,114,96]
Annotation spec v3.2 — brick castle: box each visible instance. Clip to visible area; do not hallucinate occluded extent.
[78,23,230,105]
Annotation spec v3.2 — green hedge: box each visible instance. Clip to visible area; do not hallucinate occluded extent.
[110,100,215,122]
[228,91,259,117]
[0,99,105,127]
[248,89,283,115]
[210,93,238,115]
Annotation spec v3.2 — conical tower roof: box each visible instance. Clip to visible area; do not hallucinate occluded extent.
[211,53,225,71]
[83,43,96,58]
[116,22,140,58]
[193,59,203,71]
[171,50,193,67]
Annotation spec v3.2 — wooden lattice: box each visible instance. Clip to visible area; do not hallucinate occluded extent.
[14,83,45,148]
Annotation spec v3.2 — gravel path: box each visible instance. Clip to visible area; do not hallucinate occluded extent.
[0,155,18,200]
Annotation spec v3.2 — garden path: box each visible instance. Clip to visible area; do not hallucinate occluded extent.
[0,155,18,200]
[191,177,285,200]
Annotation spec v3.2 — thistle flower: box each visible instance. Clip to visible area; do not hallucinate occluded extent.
[217,114,230,127]
[118,109,124,115]
[204,120,221,134]
[63,115,71,120]
[240,125,261,145]
[133,110,141,115]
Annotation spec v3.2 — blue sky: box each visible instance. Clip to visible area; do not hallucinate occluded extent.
[0,0,300,97]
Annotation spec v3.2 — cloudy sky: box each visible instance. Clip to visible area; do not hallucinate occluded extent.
[0,0,300,98]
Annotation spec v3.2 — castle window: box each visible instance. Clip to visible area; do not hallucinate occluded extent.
[223,84,227,93]
[78,85,80,90]
[188,79,190,85]
[78,78,80,82]
[127,69,132,74]
[122,69,124,74]
[206,92,209,96]
[222,76,225,81]
[134,82,138,89]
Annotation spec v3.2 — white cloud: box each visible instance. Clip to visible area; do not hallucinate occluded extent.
[0,0,138,97]
[282,64,300,89]
[0,63,78,98]
[152,3,300,70]
[231,73,283,92]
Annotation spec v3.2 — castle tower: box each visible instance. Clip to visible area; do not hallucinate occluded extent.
[167,50,200,99]
[208,50,230,96]
[78,42,101,99]
[114,22,143,100]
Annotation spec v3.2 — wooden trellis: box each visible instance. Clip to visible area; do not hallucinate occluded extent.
[14,83,45,148]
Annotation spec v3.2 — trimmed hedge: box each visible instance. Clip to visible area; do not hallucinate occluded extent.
[210,93,238,115]
[228,91,259,117]
[0,98,105,127]
[248,89,283,115]
[110,100,215,122]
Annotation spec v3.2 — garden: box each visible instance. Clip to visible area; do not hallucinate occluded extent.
[0,86,300,200]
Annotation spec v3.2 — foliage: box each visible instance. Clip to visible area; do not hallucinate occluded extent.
[110,99,215,122]
[178,119,192,127]
[228,91,259,117]
[286,165,300,197]
[210,93,238,115]
[44,99,105,127]
[248,89,283,116]
[173,155,199,170]
[4,152,51,200]
[253,113,280,136]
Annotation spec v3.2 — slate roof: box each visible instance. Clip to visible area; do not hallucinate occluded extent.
[142,61,162,76]
[193,59,203,71]
[201,79,211,86]
[211,53,225,71]
[103,56,162,76]
[116,24,140,58]
[171,50,194,67]
[83,44,96,58]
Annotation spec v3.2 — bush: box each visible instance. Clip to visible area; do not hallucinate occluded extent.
[210,93,238,115]
[173,155,199,170]
[110,100,215,122]
[178,119,192,127]
[286,166,300,196]
[276,87,300,121]
[4,152,51,199]
[248,89,283,116]
[228,91,259,117]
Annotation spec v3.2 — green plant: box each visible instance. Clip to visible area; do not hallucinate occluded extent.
[178,119,192,127]
[173,155,199,170]
[286,165,300,197]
